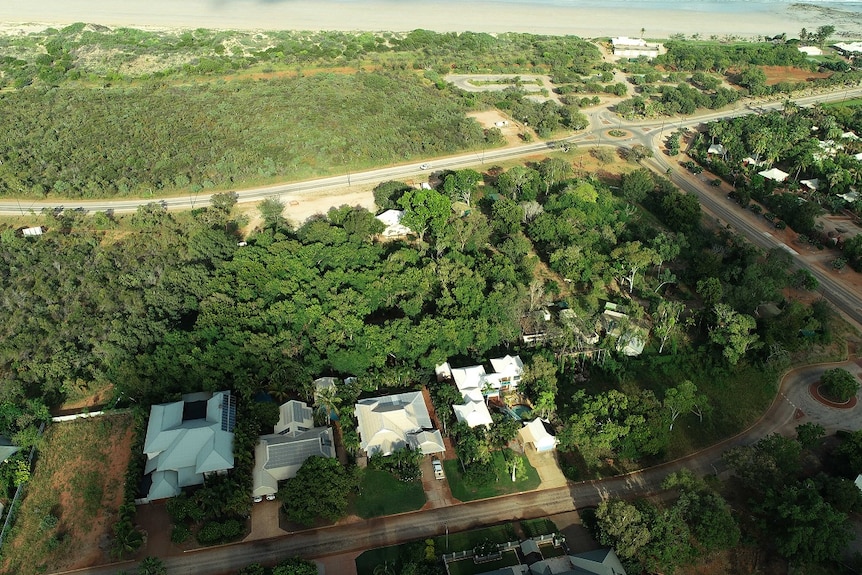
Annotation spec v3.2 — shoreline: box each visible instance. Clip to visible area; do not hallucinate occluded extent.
[2,1,862,40]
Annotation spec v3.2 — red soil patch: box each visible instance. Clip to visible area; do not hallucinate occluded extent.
[809,382,858,409]
[761,65,831,86]
[1,415,135,575]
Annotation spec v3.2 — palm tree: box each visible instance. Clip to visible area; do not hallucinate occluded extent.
[314,385,342,423]
[137,556,167,575]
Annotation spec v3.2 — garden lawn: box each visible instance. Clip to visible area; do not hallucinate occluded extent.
[1,413,135,575]
[445,450,540,502]
[350,468,426,518]
[355,523,519,575]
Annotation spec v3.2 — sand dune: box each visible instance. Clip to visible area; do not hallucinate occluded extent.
[0,0,860,39]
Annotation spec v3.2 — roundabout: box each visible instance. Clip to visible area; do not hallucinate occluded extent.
[809,382,859,410]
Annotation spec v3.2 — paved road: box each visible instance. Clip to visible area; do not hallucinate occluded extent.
[2,86,861,217]
[61,358,861,575]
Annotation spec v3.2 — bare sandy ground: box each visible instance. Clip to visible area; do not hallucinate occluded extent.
[1,0,861,39]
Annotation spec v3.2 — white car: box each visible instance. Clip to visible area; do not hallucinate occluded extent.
[252,495,263,503]
[432,459,445,480]
[419,163,431,170]
[265,493,276,501]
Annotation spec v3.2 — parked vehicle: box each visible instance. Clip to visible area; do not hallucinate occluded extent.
[432,459,445,480]
[419,163,431,170]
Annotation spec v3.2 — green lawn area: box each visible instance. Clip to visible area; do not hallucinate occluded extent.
[447,549,520,575]
[348,468,426,519]
[824,97,862,108]
[356,523,520,575]
[521,517,557,538]
[444,450,540,502]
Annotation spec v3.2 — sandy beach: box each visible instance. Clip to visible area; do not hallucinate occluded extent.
[1,0,862,39]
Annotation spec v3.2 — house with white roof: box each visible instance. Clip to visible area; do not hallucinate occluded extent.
[798,46,823,56]
[757,167,789,183]
[355,391,445,456]
[141,390,236,501]
[611,37,659,59]
[436,355,524,428]
[376,209,413,238]
[800,178,820,191]
[252,400,335,499]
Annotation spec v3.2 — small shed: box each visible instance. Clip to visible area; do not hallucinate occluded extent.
[520,418,558,452]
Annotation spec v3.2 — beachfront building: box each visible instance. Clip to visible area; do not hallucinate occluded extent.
[834,42,862,58]
[611,37,659,59]
[141,390,236,501]
[355,391,445,457]
[252,400,335,499]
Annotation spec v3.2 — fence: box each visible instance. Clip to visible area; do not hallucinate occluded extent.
[0,422,45,550]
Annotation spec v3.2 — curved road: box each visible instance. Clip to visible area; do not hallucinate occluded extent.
[60,358,862,575]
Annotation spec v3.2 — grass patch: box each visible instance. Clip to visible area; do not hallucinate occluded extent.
[349,468,426,518]
[823,97,862,108]
[1,413,135,575]
[445,450,540,502]
[448,549,520,575]
[355,523,519,574]
[521,517,557,538]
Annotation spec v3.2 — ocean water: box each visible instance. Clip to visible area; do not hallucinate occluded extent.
[432,0,862,10]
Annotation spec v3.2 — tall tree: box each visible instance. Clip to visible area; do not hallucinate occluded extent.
[611,241,659,294]
[709,303,758,365]
[398,188,451,241]
[652,300,685,354]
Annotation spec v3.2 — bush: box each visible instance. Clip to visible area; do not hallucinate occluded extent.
[196,519,245,545]
[821,368,860,402]
[464,461,497,486]
[170,524,191,544]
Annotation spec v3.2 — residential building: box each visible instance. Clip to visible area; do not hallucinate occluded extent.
[611,37,659,59]
[471,541,626,575]
[355,391,444,456]
[757,167,789,183]
[519,418,558,452]
[252,400,335,498]
[141,390,236,501]
[436,355,524,428]
[376,209,413,238]
[602,305,647,357]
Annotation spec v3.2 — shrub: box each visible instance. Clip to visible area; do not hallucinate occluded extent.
[170,524,191,544]
[822,368,860,402]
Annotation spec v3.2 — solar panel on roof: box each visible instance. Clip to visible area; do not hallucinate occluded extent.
[221,393,237,432]
[264,437,324,470]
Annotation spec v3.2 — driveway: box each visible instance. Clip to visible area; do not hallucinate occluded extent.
[523,445,568,489]
[419,456,459,509]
